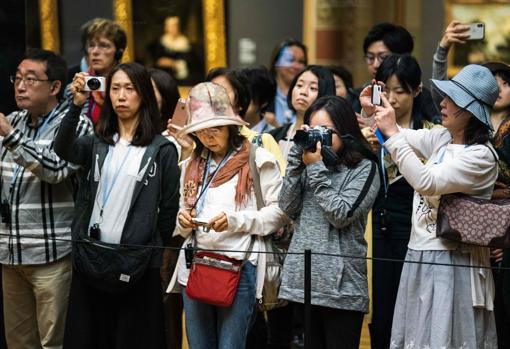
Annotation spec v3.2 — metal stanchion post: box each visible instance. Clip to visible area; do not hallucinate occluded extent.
[304,249,311,349]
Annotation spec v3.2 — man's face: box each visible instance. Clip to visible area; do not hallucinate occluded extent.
[365,40,391,78]
[494,73,510,112]
[14,59,56,113]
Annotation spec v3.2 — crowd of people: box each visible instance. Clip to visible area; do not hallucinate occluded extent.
[1,15,509,349]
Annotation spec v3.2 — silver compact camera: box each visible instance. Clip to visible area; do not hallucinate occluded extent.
[84,76,106,92]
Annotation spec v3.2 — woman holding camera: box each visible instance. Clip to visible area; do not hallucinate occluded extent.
[65,19,127,124]
[167,82,287,349]
[55,63,180,349]
[278,95,380,349]
[363,64,499,348]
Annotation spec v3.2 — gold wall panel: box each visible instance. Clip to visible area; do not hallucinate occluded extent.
[38,0,60,53]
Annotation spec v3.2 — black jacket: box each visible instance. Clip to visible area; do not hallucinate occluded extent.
[55,104,180,267]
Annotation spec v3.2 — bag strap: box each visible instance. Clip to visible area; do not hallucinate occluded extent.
[249,143,264,210]
[346,160,377,218]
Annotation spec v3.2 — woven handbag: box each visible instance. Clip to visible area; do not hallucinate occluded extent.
[436,193,510,248]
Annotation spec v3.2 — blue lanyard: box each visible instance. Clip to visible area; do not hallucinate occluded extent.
[380,146,388,197]
[195,150,232,215]
[99,145,133,217]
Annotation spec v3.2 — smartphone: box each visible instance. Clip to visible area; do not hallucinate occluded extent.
[467,22,485,41]
[168,98,189,129]
[371,83,382,106]
[192,218,209,226]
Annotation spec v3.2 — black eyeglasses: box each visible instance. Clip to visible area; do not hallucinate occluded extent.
[10,75,51,87]
[364,52,391,64]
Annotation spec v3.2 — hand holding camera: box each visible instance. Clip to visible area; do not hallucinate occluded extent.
[295,125,331,165]
[70,72,91,106]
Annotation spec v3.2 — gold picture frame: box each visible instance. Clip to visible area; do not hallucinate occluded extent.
[446,0,510,76]
[38,0,226,88]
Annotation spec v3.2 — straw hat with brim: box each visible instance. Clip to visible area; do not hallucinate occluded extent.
[180,82,248,135]
[430,64,499,130]
[483,61,510,76]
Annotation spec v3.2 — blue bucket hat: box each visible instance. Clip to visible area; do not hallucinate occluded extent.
[430,64,499,130]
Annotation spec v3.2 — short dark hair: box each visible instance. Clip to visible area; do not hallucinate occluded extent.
[24,48,68,100]
[205,67,251,118]
[269,38,308,77]
[148,68,180,132]
[236,65,276,114]
[287,65,336,112]
[304,96,375,168]
[191,125,246,156]
[329,65,353,89]
[96,62,160,146]
[363,22,414,55]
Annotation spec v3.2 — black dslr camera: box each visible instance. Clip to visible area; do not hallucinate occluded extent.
[294,126,333,151]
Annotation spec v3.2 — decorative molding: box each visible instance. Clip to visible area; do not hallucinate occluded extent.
[113,0,134,62]
[38,0,60,53]
[203,0,227,71]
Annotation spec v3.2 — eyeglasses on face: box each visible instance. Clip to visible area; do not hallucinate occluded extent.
[194,127,222,138]
[364,52,391,64]
[10,75,51,87]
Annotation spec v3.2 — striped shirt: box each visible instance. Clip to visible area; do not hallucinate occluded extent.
[0,102,93,265]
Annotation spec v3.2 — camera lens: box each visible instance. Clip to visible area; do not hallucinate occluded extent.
[86,78,101,91]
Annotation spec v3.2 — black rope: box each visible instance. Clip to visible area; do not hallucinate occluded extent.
[1,232,510,271]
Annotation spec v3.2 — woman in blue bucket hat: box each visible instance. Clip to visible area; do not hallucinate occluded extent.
[360,64,499,348]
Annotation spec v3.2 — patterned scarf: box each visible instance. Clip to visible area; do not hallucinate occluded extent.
[183,140,252,210]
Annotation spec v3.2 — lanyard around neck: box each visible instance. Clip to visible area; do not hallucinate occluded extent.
[194,150,232,215]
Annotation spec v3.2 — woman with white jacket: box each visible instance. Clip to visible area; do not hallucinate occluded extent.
[362,64,499,348]
[168,82,287,349]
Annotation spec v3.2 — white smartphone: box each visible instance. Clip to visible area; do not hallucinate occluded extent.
[467,23,485,41]
[371,83,382,106]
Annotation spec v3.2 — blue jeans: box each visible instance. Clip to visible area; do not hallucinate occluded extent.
[182,261,257,349]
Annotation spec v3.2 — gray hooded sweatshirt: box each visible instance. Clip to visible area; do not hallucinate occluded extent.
[278,145,379,313]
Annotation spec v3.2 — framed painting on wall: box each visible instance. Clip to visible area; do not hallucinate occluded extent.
[114,0,227,87]
[446,0,510,76]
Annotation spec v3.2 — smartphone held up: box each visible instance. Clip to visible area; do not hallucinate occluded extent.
[168,98,189,130]
[467,22,485,41]
[371,83,382,106]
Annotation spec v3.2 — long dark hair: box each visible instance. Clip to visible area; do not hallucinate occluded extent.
[96,62,161,146]
[304,96,375,168]
[148,68,180,132]
[287,65,336,112]
[375,54,431,129]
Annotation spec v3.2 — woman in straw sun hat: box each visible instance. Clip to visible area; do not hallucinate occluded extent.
[360,64,499,348]
[167,82,287,349]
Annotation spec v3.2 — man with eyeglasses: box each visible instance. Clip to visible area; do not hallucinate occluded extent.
[1,49,92,349]
[64,18,127,124]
